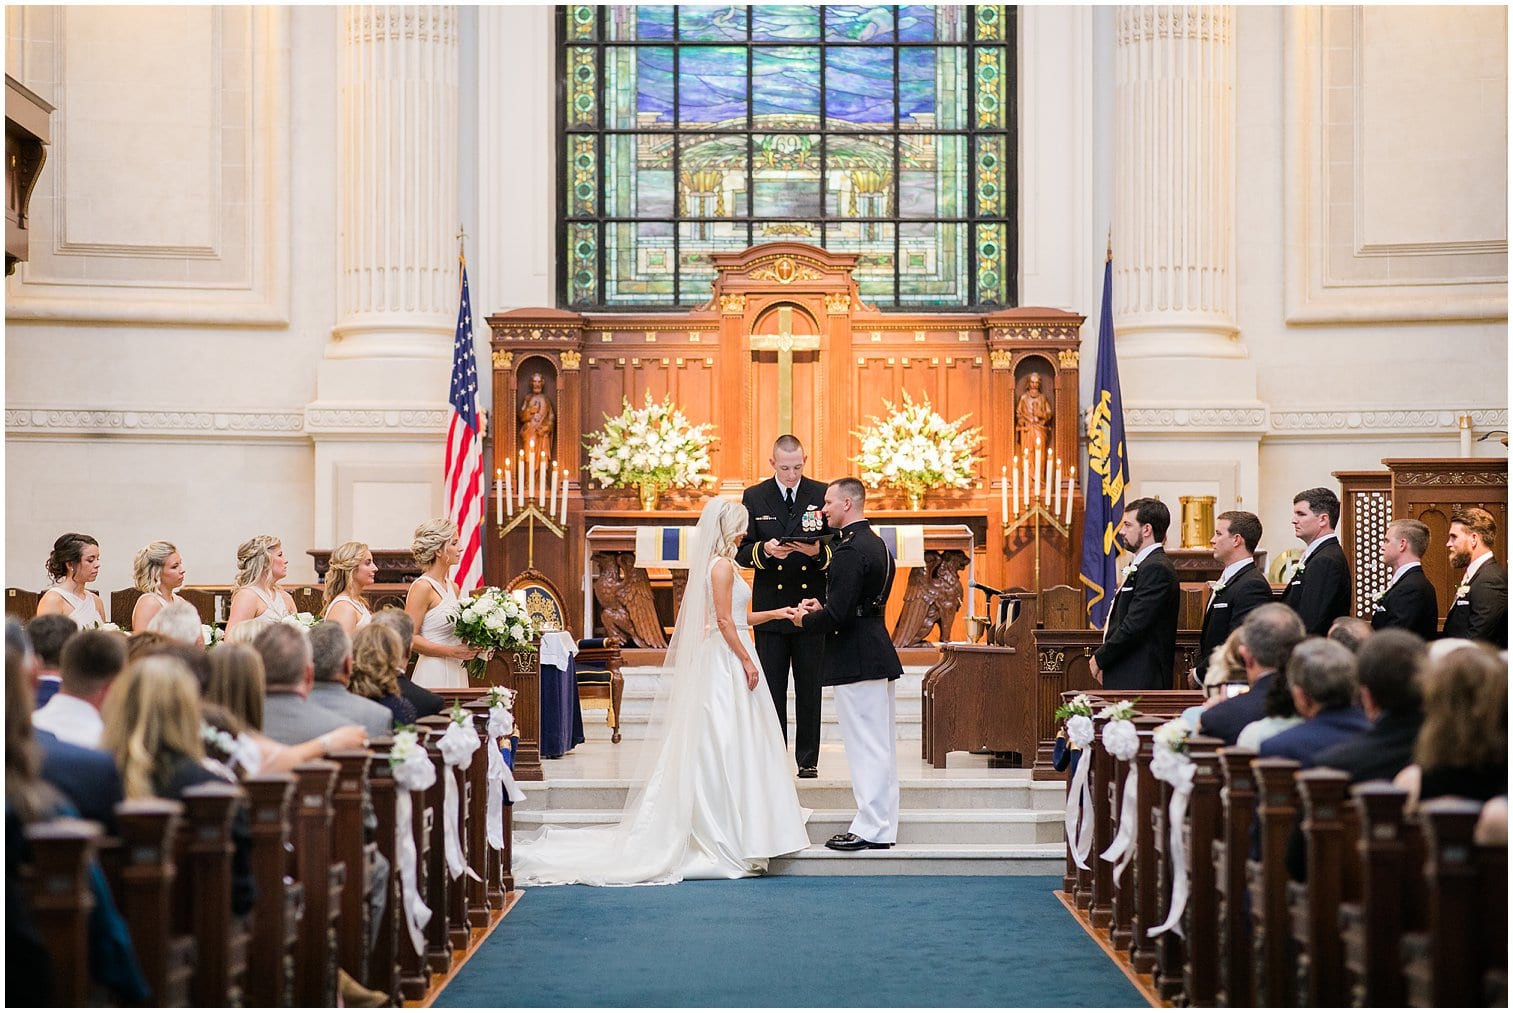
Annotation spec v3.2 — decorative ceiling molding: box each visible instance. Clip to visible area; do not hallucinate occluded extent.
[6,403,450,440]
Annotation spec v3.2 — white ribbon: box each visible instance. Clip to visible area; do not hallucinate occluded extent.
[232,732,263,776]
[1063,714,1096,869]
[485,703,526,851]
[391,749,435,957]
[437,721,484,883]
[1097,719,1142,878]
[1147,749,1197,938]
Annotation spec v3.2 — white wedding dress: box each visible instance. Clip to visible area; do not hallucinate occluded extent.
[514,545,810,886]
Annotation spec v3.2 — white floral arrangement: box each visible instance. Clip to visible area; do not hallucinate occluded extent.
[90,621,122,633]
[1055,693,1096,722]
[584,393,716,495]
[851,391,983,505]
[453,587,538,681]
[388,727,436,791]
[1153,718,1191,756]
[280,612,320,631]
[1096,700,1137,723]
[202,624,224,647]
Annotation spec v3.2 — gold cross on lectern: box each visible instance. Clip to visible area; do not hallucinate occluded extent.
[748,306,821,435]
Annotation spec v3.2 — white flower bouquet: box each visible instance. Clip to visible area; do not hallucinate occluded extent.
[280,611,320,631]
[584,393,716,499]
[852,391,983,506]
[452,587,538,682]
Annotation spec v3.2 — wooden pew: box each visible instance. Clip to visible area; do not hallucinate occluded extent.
[22,817,100,1007]
[1342,783,1414,1006]
[367,740,402,1005]
[417,720,453,976]
[1086,709,1116,930]
[1151,761,1183,1003]
[1180,736,1224,1008]
[289,762,343,1008]
[464,705,493,927]
[1291,768,1352,1006]
[1127,717,1162,974]
[1107,736,1136,954]
[1404,798,1495,1007]
[242,774,299,1008]
[1248,758,1300,1007]
[176,780,249,1007]
[330,750,374,987]
[1214,747,1258,1008]
[6,586,41,620]
[110,586,144,629]
[397,743,434,1002]
[100,799,192,1007]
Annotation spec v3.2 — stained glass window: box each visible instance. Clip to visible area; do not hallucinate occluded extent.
[559,5,1016,310]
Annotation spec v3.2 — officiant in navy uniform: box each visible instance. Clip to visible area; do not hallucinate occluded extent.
[736,435,833,778]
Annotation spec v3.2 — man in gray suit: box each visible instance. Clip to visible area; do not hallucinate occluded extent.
[308,623,393,738]
[254,624,363,747]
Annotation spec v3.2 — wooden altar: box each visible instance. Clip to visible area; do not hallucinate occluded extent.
[486,243,1086,638]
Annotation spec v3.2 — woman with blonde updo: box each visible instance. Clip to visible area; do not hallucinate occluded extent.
[350,624,419,726]
[404,518,477,689]
[225,535,297,635]
[36,532,108,628]
[322,541,377,636]
[130,541,186,632]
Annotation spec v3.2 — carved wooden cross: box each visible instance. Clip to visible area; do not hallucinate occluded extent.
[1047,598,1072,628]
[749,305,821,435]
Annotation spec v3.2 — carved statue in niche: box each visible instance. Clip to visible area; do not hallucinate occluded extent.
[590,553,668,649]
[1016,372,1054,452]
[890,550,969,647]
[517,371,556,455]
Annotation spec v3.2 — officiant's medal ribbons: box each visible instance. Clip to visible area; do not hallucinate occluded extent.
[801,506,822,534]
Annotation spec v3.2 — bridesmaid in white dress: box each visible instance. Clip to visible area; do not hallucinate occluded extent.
[514,498,811,886]
[224,535,297,639]
[36,532,108,628]
[403,518,477,689]
[130,540,186,633]
[322,540,377,636]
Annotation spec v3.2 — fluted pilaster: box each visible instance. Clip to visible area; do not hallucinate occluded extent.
[1114,6,1240,358]
[332,5,459,358]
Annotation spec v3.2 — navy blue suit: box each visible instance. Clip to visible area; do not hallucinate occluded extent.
[1197,671,1274,746]
[1258,706,1372,766]
[35,730,124,835]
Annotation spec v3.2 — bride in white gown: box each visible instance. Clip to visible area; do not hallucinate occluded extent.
[514,497,812,886]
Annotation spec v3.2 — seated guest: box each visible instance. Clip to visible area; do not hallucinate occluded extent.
[146,600,206,649]
[309,622,392,737]
[32,629,126,749]
[1442,507,1508,647]
[124,630,174,663]
[128,540,186,633]
[1395,642,1507,807]
[1314,629,1426,782]
[207,642,364,772]
[24,613,75,707]
[1327,616,1373,654]
[1182,629,1246,730]
[1236,660,1303,751]
[35,532,108,628]
[1257,638,1370,765]
[224,534,298,636]
[1370,519,1439,639]
[1200,603,1306,745]
[371,607,446,719]
[100,655,254,916]
[253,624,365,750]
[322,540,377,636]
[350,624,419,727]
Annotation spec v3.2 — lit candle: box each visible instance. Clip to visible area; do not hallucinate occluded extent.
[495,469,504,525]
[539,451,548,507]
[517,451,526,508]
[1064,466,1076,526]
[1034,436,1042,503]
[1000,465,1009,525]
[551,461,560,515]
[504,465,513,516]
[559,478,569,526]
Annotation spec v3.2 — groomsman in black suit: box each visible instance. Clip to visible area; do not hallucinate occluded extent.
[1441,506,1508,647]
[1282,486,1352,635]
[1194,510,1276,685]
[1370,518,1439,639]
[1091,497,1180,691]
[736,435,832,777]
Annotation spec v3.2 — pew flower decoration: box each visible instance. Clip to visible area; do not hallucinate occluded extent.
[1098,699,1145,876]
[584,393,717,501]
[1054,693,1096,723]
[280,612,320,631]
[1059,691,1101,870]
[1147,717,1199,939]
[1098,700,1140,762]
[484,686,518,738]
[453,587,539,682]
[387,726,435,956]
[481,686,525,845]
[852,392,982,508]
[437,703,483,882]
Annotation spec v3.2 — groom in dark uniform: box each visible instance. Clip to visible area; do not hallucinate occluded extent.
[736,435,832,777]
[796,477,903,850]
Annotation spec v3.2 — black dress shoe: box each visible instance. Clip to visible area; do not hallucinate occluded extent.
[797,766,818,779]
[824,832,894,852]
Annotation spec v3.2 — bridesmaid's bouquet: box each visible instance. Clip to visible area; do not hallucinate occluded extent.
[452,587,538,681]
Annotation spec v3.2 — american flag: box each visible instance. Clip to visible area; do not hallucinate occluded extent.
[445,259,484,594]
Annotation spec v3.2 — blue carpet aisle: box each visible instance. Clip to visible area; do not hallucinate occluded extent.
[434,875,1146,1008]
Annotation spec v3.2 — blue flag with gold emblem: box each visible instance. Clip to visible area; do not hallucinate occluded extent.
[1080,253,1130,629]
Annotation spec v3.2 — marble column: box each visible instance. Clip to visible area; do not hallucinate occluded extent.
[309,5,460,551]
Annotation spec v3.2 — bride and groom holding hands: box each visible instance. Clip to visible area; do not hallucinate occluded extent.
[513,437,903,886]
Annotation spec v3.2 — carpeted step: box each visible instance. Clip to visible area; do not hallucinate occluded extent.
[515,776,1066,814]
[770,844,1066,876]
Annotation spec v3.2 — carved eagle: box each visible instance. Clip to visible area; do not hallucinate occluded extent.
[590,553,668,649]
[891,550,969,648]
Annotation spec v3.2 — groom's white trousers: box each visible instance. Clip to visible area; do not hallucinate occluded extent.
[834,678,899,843]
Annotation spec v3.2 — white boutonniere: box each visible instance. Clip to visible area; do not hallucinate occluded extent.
[1455,582,1472,600]
[1293,561,1306,575]
[1120,563,1139,581]
[1208,580,1226,594]
[1371,588,1387,605]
